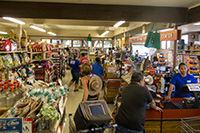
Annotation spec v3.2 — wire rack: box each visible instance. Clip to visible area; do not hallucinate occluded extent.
[181,116,200,133]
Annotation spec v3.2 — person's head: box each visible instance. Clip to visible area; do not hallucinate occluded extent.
[81,53,85,57]
[74,55,78,59]
[95,57,101,64]
[131,72,144,86]
[81,63,92,76]
[179,63,188,75]
[136,50,138,52]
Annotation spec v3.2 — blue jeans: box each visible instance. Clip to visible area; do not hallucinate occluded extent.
[116,125,143,133]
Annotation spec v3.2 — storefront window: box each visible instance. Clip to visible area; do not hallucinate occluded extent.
[181,35,188,45]
[41,39,51,43]
[63,40,72,47]
[73,40,82,47]
[161,41,166,49]
[52,39,61,44]
[104,41,112,48]
[94,41,102,48]
[83,40,92,48]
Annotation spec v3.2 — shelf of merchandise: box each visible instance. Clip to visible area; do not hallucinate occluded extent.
[52,48,59,51]
[0,51,26,53]
[31,58,51,62]
[178,50,200,52]
[177,53,200,56]
[38,96,68,133]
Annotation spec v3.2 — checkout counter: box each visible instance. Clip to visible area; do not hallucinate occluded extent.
[145,84,200,132]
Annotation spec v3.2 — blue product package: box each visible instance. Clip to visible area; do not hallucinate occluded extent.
[0,118,23,133]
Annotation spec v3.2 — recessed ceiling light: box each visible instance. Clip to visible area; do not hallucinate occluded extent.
[0,31,8,34]
[47,32,56,36]
[99,30,110,37]
[114,21,126,28]
[193,22,200,25]
[2,17,25,25]
[30,25,46,32]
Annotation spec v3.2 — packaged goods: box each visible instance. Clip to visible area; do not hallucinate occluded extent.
[13,54,21,67]
[0,56,6,69]
[0,39,11,51]
[21,29,27,50]
[3,54,14,68]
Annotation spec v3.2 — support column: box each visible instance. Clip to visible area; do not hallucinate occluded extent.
[173,24,178,69]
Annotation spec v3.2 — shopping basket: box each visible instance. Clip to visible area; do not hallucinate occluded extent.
[69,114,117,133]
[181,116,200,133]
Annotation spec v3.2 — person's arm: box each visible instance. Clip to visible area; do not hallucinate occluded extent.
[165,84,174,101]
[81,77,89,101]
[149,100,163,112]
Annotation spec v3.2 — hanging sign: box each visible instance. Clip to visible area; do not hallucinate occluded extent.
[129,29,181,43]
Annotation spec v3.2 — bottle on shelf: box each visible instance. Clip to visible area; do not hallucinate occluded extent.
[13,81,20,101]
[7,84,16,107]
[0,84,6,107]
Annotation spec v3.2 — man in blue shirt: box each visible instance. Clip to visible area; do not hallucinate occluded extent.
[68,55,81,91]
[165,63,198,101]
[92,57,104,80]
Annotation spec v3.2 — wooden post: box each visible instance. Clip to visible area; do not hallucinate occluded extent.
[173,24,178,69]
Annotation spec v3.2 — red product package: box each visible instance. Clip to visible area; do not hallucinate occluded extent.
[0,39,11,51]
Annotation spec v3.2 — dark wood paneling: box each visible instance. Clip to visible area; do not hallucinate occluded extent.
[0,1,187,23]
[189,6,200,23]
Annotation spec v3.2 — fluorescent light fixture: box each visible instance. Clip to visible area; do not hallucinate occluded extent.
[2,17,25,25]
[114,21,126,28]
[193,22,200,25]
[47,31,56,36]
[30,25,46,32]
[0,31,7,34]
[99,30,110,37]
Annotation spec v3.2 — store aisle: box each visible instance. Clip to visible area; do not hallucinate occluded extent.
[62,70,115,133]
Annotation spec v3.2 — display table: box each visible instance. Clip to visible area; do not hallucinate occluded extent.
[38,96,68,133]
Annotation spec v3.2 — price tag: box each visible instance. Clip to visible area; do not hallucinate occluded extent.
[23,118,33,133]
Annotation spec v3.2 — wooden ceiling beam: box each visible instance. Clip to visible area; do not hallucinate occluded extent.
[0,1,188,23]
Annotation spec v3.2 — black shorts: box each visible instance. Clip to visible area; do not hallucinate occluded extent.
[71,71,80,84]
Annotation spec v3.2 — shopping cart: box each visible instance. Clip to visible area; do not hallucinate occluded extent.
[68,114,117,133]
[181,116,200,133]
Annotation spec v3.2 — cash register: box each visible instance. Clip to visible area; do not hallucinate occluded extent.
[179,84,200,109]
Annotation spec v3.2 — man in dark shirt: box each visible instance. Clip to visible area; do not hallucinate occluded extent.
[115,72,162,133]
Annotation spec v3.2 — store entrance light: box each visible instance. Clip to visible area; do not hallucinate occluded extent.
[2,17,25,25]
[0,31,8,34]
[30,25,46,32]
[114,21,126,28]
[99,30,110,37]
[47,31,56,36]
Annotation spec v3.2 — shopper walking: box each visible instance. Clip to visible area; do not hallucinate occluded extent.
[67,55,81,92]
[115,72,162,133]
[81,63,102,101]
[92,57,104,80]
[80,52,89,65]
[165,62,198,101]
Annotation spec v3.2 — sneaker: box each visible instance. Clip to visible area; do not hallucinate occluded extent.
[74,89,79,92]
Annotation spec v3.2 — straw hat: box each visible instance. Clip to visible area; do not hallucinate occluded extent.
[88,75,102,96]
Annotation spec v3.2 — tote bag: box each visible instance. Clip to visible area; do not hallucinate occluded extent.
[145,22,160,49]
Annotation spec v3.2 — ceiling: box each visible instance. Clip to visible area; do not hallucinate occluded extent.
[0,0,200,41]
[3,0,200,8]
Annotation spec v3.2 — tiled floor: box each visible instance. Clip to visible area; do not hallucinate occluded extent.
[62,70,115,133]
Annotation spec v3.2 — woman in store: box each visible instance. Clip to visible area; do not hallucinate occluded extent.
[165,63,198,101]
[67,55,81,92]
[81,63,102,101]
